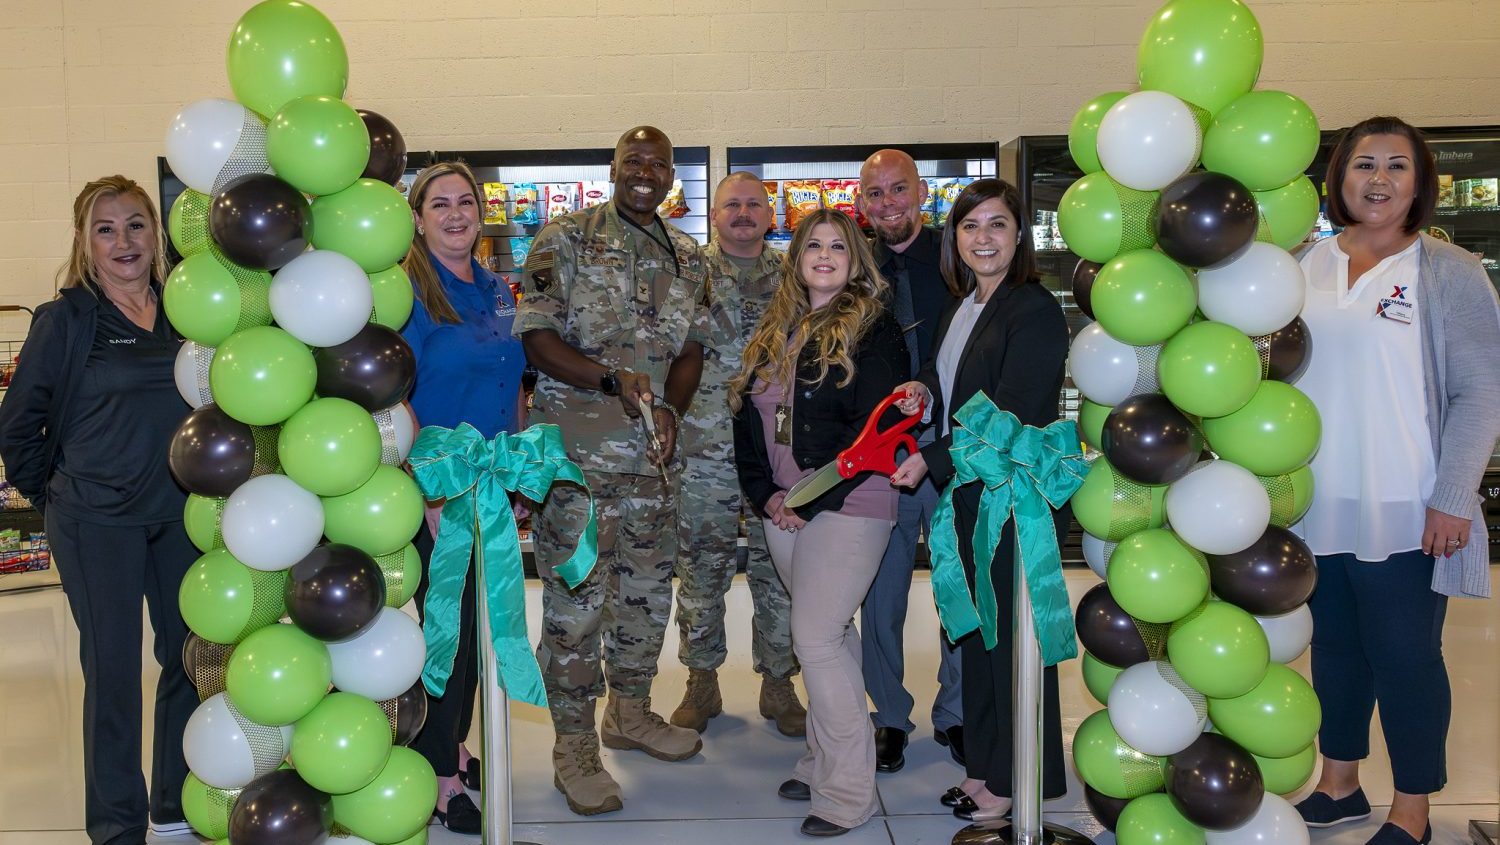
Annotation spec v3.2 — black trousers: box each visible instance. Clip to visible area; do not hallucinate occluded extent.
[411,521,479,778]
[954,495,1068,799]
[45,510,198,845]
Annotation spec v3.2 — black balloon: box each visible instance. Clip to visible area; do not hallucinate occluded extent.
[1075,583,1163,668]
[1101,394,1205,486]
[209,173,311,271]
[381,679,429,747]
[228,769,332,845]
[1071,259,1103,320]
[1155,171,1259,268]
[358,109,408,186]
[1251,317,1311,384]
[285,544,386,642]
[1084,784,1132,832]
[169,404,257,497]
[313,324,417,412]
[1207,525,1318,616]
[182,632,234,702]
[1166,732,1265,831]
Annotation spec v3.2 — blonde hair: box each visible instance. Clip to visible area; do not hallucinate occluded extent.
[401,161,483,325]
[60,175,168,293]
[729,209,889,411]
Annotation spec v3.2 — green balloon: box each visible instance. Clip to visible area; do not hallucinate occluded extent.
[164,251,272,347]
[1073,709,1166,799]
[1072,457,1168,542]
[1092,250,1198,346]
[1254,177,1319,251]
[1107,529,1209,624]
[1080,400,1112,452]
[184,493,226,552]
[182,772,239,840]
[210,326,317,426]
[1117,793,1206,845]
[322,465,425,556]
[1082,651,1124,706]
[331,746,438,844]
[1069,91,1128,175]
[1257,464,1315,529]
[179,548,288,644]
[311,179,416,272]
[268,95,371,197]
[169,189,214,259]
[375,543,422,608]
[368,264,415,330]
[1208,663,1322,759]
[1201,381,1322,475]
[1158,321,1262,418]
[1057,172,1160,264]
[1137,0,1263,116]
[227,0,349,119]
[1253,743,1316,795]
[1167,601,1269,699]
[291,692,393,795]
[225,622,332,726]
[1202,91,1321,192]
[279,397,382,497]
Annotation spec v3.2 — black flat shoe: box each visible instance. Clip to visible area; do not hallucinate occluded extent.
[874,727,908,774]
[779,778,811,801]
[1366,822,1432,844]
[1294,788,1372,828]
[459,757,482,791]
[941,786,967,808]
[800,814,851,837]
[934,725,966,766]
[434,792,481,834]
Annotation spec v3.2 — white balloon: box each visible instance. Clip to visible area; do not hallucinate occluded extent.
[327,607,426,700]
[164,98,269,195]
[1082,531,1114,581]
[385,403,416,464]
[183,692,292,789]
[1166,460,1271,555]
[1068,322,1161,406]
[1108,660,1208,756]
[1096,91,1203,191]
[1205,793,1310,845]
[1255,604,1314,664]
[270,250,375,348]
[221,474,325,572]
[1197,243,1307,336]
[174,340,215,409]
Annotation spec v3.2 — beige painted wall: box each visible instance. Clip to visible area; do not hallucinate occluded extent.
[2,0,1496,317]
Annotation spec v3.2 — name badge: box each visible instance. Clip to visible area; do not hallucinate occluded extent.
[1376,284,1413,325]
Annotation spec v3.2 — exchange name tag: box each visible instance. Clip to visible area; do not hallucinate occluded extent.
[1376,297,1413,325]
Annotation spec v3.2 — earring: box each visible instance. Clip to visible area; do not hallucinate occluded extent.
[417,226,424,236]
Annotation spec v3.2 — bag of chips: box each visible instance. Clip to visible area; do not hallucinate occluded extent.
[821,179,859,223]
[512,183,540,225]
[657,179,690,219]
[920,179,940,227]
[543,182,581,220]
[784,180,822,231]
[510,236,535,268]
[763,181,780,231]
[580,181,610,209]
[932,178,973,227]
[483,182,509,225]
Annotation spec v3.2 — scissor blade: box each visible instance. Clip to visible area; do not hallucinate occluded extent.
[783,461,846,509]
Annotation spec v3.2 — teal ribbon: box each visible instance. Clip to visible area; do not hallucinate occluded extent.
[929,393,1087,666]
[408,422,597,707]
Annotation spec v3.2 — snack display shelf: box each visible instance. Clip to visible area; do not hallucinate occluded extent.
[0,338,56,593]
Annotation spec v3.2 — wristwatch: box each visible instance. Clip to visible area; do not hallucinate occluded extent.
[599,368,620,396]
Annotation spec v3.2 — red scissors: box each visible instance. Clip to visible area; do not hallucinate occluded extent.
[783,390,926,509]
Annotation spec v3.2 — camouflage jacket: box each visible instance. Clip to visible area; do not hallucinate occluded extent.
[514,201,709,476]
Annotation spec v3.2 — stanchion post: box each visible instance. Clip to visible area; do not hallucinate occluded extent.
[475,557,541,845]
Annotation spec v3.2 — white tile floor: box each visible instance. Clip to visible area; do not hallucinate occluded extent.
[0,569,1495,844]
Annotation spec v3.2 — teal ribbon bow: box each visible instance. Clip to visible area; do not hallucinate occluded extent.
[929,393,1086,666]
[408,422,597,708]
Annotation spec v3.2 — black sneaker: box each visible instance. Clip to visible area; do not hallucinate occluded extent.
[434,792,481,834]
[1294,788,1372,828]
[1366,822,1432,844]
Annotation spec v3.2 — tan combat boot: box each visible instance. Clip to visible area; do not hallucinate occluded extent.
[759,674,807,737]
[601,694,703,761]
[669,668,723,732]
[552,731,623,816]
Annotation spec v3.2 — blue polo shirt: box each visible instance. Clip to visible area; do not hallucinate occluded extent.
[400,255,525,438]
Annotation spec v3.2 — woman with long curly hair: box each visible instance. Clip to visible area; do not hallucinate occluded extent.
[731,208,909,837]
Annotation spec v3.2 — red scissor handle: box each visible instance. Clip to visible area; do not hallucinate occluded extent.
[836,390,926,479]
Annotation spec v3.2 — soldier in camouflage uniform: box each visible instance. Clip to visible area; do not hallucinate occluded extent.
[671,172,806,738]
[515,126,710,816]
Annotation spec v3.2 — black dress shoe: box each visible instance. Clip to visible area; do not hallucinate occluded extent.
[873,727,908,773]
[941,786,967,808]
[459,757,482,791]
[800,814,851,837]
[779,778,811,801]
[434,792,481,834]
[1366,822,1432,844]
[934,725,966,766]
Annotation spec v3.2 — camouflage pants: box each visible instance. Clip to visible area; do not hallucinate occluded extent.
[534,470,676,733]
[673,457,797,679]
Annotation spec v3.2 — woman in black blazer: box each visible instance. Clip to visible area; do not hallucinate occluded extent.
[888,179,1071,821]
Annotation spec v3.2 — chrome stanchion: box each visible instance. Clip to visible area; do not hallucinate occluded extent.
[475,559,541,845]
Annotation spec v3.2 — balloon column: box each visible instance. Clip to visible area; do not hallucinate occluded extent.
[1063,1,1324,843]
[164,3,433,843]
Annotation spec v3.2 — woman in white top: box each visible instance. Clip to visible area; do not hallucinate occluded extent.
[1293,116,1500,845]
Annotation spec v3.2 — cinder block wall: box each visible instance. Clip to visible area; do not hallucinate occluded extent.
[2,0,1495,316]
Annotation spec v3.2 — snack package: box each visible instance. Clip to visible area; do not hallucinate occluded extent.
[483,182,509,225]
[765,231,794,252]
[510,236,535,267]
[932,177,973,227]
[763,181,781,231]
[543,182,581,220]
[512,182,540,225]
[821,179,859,223]
[580,181,610,209]
[784,180,822,231]
[920,179,940,226]
[657,179,689,219]
[1474,178,1499,208]
[1437,175,1455,209]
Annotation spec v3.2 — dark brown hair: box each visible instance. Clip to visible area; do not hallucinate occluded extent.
[939,178,1037,298]
[1324,116,1437,235]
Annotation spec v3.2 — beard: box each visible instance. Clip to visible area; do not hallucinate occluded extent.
[872,215,917,245]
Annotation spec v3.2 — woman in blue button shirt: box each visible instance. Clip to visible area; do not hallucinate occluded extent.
[401,160,526,833]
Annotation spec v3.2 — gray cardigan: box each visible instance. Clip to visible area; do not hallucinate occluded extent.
[1416,234,1500,598]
